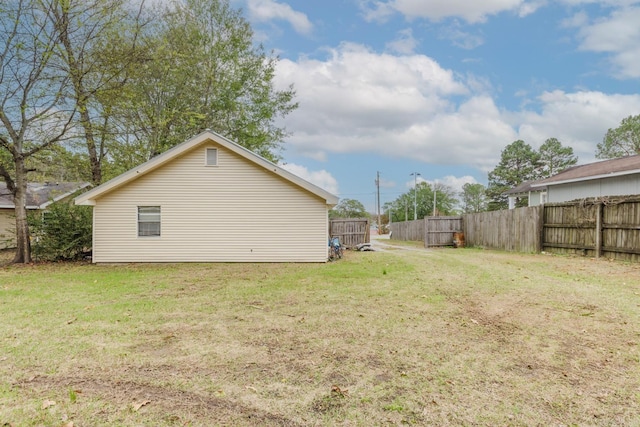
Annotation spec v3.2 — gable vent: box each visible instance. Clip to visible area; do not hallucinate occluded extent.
[206,148,218,166]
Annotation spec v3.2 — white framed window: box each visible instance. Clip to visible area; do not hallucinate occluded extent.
[138,206,161,237]
[206,148,218,166]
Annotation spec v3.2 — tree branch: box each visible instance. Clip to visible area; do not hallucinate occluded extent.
[0,163,15,195]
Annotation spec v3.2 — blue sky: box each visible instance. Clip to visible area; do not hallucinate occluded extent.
[235,0,640,211]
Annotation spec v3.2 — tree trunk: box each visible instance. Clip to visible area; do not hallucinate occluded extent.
[12,159,31,264]
[54,3,102,185]
[81,107,102,185]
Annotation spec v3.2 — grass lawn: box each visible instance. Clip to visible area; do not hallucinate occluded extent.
[1,246,640,426]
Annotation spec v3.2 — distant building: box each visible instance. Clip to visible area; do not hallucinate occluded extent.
[504,180,547,209]
[531,155,640,203]
[0,182,90,248]
[504,155,640,209]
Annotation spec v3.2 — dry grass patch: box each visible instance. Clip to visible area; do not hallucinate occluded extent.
[0,249,14,266]
[1,248,640,426]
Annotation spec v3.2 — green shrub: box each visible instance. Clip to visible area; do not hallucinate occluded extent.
[29,202,92,261]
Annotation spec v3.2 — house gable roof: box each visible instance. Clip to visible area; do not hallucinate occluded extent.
[0,182,91,209]
[531,155,640,188]
[74,130,339,207]
[503,180,546,196]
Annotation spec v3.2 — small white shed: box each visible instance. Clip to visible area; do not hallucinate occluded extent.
[75,130,339,263]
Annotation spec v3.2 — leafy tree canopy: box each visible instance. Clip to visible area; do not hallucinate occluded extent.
[330,198,368,219]
[385,181,458,222]
[486,137,578,210]
[486,140,539,210]
[538,138,577,178]
[110,0,297,175]
[460,183,487,213]
[596,114,640,159]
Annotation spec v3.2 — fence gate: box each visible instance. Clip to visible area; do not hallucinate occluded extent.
[329,218,370,248]
[425,216,463,247]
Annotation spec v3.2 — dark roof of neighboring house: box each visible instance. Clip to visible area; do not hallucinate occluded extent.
[0,182,90,209]
[531,155,640,188]
[503,180,546,196]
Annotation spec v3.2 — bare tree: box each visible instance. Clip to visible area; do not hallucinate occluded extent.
[0,0,75,263]
[47,0,149,185]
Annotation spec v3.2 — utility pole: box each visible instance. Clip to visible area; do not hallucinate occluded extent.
[376,171,381,231]
[410,172,421,220]
[433,180,437,216]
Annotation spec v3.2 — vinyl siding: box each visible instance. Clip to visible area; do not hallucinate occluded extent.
[548,175,640,203]
[0,209,15,249]
[92,143,329,262]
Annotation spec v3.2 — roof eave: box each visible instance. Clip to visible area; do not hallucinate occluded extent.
[41,182,92,208]
[74,130,339,206]
[531,168,640,187]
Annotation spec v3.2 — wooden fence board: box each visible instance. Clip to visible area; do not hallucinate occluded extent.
[425,216,462,247]
[463,206,542,253]
[389,197,640,262]
[389,219,424,242]
[329,218,370,248]
[389,217,462,246]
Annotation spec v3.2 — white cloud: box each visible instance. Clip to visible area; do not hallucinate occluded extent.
[280,163,339,194]
[438,23,485,50]
[574,7,640,78]
[361,0,529,23]
[561,10,589,28]
[273,42,640,176]
[246,0,313,35]
[359,0,396,22]
[386,28,419,54]
[440,175,479,193]
[512,90,640,162]
[421,175,479,193]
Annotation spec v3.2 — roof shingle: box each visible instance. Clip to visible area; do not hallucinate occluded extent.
[0,182,90,209]
[531,155,640,187]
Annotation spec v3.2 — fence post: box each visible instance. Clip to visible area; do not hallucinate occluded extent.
[424,217,429,247]
[595,202,603,258]
[537,204,544,253]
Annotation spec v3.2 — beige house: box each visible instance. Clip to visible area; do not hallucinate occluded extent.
[1,182,90,249]
[75,130,339,263]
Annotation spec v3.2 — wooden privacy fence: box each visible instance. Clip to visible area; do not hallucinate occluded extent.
[389,219,424,241]
[464,206,542,253]
[329,218,370,248]
[389,216,462,247]
[465,198,640,261]
[389,196,640,262]
[426,216,463,247]
[543,198,640,261]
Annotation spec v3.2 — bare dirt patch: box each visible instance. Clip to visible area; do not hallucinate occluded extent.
[17,374,302,426]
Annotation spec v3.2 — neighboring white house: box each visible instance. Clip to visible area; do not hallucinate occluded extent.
[74,130,339,263]
[504,180,547,209]
[530,155,640,203]
[0,182,91,248]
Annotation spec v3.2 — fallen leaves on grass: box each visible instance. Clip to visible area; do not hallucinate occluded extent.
[131,400,150,411]
[331,385,348,397]
[41,400,56,409]
[311,385,350,413]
